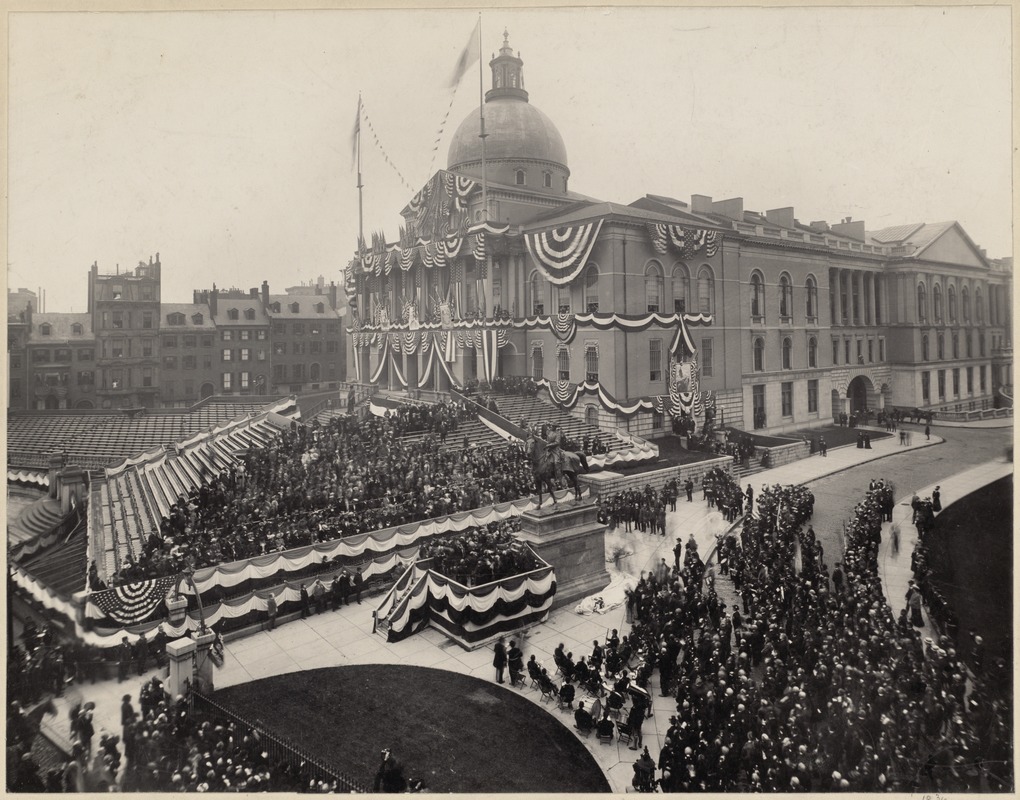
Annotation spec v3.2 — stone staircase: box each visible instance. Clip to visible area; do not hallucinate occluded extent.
[9,497,65,545]
[485,394,626,453]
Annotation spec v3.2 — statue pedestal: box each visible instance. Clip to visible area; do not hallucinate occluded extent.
[516,499,610,611]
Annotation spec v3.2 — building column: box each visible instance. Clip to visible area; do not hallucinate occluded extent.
[834,269,844,327]
[865,273,875,326]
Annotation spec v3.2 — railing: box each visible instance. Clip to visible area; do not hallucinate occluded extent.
[192,691,367,792]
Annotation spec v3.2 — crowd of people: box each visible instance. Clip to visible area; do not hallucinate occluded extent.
[108,413,540,585]
[596,480,677,535]
[419,520,541,585]
[7,677,364,793]
[383,399,473,440]
[610,479,1010,792]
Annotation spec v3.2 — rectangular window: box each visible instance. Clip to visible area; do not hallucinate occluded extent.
[274,342,286,356]
[240,348,250,361]
[856,339,863,363]
[223,372,232,390]
[142,367,153,387]
[184,379,194,397]
[584,346,599,383]
[32,349,50,364]
[310,324,322,336]
[845,339,851,364]
[222,349,233,362]
[781,382,793,417]
[10,355,21,369]
[184,335,196,348]
[222,330,233,341]
[922,371,930,402]
[807,379,818,413]
[77,370,94,386]
[293,342,305,355]
[202,355,213,370]
[832,339,840,365]
[54,348,71,362]
[967,366,974,394]
[292,363,305,381]
[112,312,124,329]
[326,340,338,354]
[980,365,986,392]
[111,368,124,390]
[111,340,125,358]
[142,312,153,329]
[752,384,766,429]
[163,336,177,348]
[183,355,196,370]
[868,339,874,363]
[257,329,268,340]
[952,368,960,397]
[273,323,286,336]
[649,339,662,382]
[240,330,250,341]
[163,355,177,370]
[652,409,663,429]
[141,284,153,301]
[240,371,250,389]
[78,349,93,361]
[532,348,544,380]
[201,335,214,348]
[938,369,946,399]
[293,323,305,336]
[701,338,714,378]
[310,341,322,355]
[879,338,885,362]
[557,348,570,381]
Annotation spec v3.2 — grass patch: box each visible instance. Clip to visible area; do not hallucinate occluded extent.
[212,664,610,793]
[784,425,891,449]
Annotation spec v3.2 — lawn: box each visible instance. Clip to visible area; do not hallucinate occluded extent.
[926,476,1013,670]
[786,424,892,449]
[212,664,611,793]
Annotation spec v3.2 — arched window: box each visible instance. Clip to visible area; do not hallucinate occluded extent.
[917,283,928,322]
[779,273,793,320]
[671,264,690,313]
[529,271,544,316]
[697,267,714,315]
[645,262,663,313]
[753,337,765,372]
[808,336,818,368]
[966,330,973,357]
[515,169,526,186]
[922,334,930,361]
[933,284,943,323]
[948,285,957,323]
[979,332,986,357]
[557,347,570,381]
[975,287,984,323]
[952,333,959,359]
[750,272,765,320]
[556,283,571,314]
[961,286,971,323]
[805,275,818,321]
[531,346,544,380]
[782,337,792,369]
[937,334,945,360]
[71,323,83,335]
[40,323,51,336]
[584,265,599,312]
[310,363,321,381]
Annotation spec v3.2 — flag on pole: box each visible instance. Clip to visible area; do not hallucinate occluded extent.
[350,94,362,171]
[448,16,481,88]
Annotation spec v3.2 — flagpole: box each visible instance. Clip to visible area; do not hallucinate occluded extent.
[478,13,488,223]
[356,92,365,270]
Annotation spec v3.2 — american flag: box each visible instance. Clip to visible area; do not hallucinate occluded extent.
[89,577,177,625]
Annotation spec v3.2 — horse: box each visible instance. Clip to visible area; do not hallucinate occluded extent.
[527,435,585,505]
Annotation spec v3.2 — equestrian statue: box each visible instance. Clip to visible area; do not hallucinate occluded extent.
[526,424,589,505]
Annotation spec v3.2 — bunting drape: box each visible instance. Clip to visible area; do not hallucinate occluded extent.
[524,219,604,285]
[646,223,721,259]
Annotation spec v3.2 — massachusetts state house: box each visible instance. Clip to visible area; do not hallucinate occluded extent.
[345,31,1012,436]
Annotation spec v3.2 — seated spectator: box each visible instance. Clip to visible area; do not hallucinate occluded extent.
[574,702,594,733]
[596,713,615,740]
[559,681,576,709]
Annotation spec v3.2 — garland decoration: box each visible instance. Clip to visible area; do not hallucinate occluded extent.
[646,224,721,259]
[524,219,604,285]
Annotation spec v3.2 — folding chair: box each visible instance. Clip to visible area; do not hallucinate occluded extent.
[597,728,615,745]
[616,721,633,745]
[539,683,557,704]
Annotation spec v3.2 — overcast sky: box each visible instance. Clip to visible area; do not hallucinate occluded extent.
[7,6,1012,312]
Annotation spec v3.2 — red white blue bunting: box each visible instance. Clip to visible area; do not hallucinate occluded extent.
[524,219,603,285]
[88,577,177,626]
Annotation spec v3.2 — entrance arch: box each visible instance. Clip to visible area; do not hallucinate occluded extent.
[200,382,215,400]
[846,375,878,414]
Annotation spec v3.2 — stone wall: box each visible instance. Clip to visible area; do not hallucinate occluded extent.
[580,455,733,499]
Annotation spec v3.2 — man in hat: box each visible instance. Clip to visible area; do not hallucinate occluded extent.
[353,568,364,604]
[117,637,132,683]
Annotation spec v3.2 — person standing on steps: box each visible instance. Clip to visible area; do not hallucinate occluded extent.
[493,637,507,684]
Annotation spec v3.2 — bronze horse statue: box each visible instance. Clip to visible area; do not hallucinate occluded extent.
[526,433,587,505]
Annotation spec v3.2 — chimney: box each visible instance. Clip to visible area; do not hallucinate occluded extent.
[711,197,744,222]
[329,282,338,310]
[209,285,219,318]
[691,194,713,214]
[808,220,830,233]
[764,207,795,229]
[261,280,270,306]
[250,288,259,298]
[831,218,866,242]
[25,300,33,329]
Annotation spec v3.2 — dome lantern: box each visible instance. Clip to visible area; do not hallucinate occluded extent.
[487,29,528,103]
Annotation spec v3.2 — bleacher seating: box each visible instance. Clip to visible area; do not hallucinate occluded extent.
[91,411,289,584]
